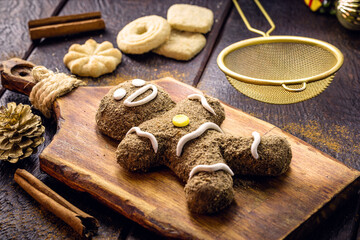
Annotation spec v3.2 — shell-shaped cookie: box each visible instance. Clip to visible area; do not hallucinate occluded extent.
[63,39,122,78]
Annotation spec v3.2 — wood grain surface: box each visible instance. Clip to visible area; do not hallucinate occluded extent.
[0,0,359,239]
[30,78,359,239]
[0,0,62,61]
[27,0,232,86]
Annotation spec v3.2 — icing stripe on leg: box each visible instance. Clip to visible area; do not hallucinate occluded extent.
[189,163,234,180]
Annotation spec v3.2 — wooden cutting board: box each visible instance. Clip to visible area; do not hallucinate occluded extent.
[2,59,360,239]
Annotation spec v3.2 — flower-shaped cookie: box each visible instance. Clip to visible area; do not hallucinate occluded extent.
[63,39,122,78]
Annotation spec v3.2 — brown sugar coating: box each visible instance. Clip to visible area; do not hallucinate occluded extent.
[116,95,225,174]
[220,135,292,176]
[115,90,292,214]
[96,81,176,140]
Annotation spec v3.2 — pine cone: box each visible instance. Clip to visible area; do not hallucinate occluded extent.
[0,102,45,163]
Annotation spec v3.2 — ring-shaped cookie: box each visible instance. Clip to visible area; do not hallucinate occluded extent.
[117,15,171,54]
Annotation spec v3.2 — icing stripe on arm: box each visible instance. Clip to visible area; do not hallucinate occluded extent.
[176,122,223,157]
[189,163,234,180]
[251,131,261,159]
[188,94,216,115]
[126,127,158,153]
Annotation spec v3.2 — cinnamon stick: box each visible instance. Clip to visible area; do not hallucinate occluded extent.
[14,169,99,238]
[28,12,102,28]
[28,12,105,40]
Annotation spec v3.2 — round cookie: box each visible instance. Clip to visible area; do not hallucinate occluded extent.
[96,80,176,140]
[63,39,122,78]
[117,15,171,54]
[153,29,206,61]
[167,4,214,34]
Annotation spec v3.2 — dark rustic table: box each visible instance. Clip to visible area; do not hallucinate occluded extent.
[0,0,359,239]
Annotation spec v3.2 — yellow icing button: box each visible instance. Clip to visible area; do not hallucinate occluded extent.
[172,114,189,127]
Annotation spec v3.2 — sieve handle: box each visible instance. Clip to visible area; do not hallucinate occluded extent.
[232,0,275,37]
[281,82,307,92]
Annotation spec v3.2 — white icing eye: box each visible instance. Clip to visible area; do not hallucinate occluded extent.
[113,88,127,100]
[132,79,146,87]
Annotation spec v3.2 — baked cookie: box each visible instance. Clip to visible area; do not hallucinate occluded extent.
[96,79,176,140]
[112,85,292,214]
[117,15,171,54]
[152,29,206,61]
[63,39,122,78]
[167,4,214,34]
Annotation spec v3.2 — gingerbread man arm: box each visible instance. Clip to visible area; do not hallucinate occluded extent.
[219,134,292,176]
[116,132,160,172]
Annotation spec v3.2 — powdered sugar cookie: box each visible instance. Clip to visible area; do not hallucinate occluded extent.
[117,15,171,54]
[63,39,122,78]
[153,29,206,61]
[167,4,214,34]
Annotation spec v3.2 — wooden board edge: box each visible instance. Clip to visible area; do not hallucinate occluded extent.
[268,127,360,238]
[286,176,360,239]
[39,154,195,239]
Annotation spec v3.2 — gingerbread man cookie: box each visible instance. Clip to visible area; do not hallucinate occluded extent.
[105,84,292,214]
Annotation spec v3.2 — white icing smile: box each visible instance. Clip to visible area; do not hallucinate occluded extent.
[126,127,158,153]
[176,122,223,157]
[251,131,261,159]
[189,163,234,179]
[113,88,127,100]
[188,94,216,115]
[124,84,158,107]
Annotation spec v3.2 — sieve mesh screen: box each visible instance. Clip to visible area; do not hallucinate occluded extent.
[223,42,338,81]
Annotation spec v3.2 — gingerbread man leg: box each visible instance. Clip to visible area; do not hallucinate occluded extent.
[166,131,234,214]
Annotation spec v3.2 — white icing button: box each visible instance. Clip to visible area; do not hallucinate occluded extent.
[251,131,261,159]
[113,88,127,100]
[188,94,216,115]
[124,84,158,107]
[189,163,234,180]
[176,122,223,157]
[126,127,158,153]
[132,79,146,87]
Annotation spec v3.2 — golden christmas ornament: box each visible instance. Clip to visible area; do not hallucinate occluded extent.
[0,102,45,163]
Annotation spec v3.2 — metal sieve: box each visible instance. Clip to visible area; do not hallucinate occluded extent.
[217,0,344,104]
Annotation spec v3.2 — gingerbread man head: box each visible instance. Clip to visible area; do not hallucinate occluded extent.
[96,79,175,140]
